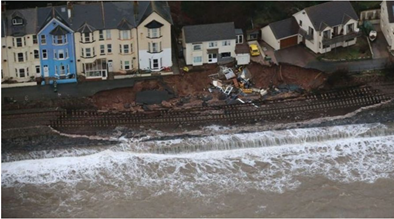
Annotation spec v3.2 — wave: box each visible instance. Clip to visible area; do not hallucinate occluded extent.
[2,123,394,196]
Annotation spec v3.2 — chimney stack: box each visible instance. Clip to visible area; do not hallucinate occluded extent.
[67,1,72,19]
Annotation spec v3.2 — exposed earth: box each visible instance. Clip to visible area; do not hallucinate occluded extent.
[92,63,327,112]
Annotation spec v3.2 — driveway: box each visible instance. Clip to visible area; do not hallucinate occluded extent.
[274,45,317,67]
[371,24,390,59]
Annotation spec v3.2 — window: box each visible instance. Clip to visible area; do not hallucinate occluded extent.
[58,50,65,59]
[42,49,47,59]
[19,69,25,77]
[12,17,23,25]
[347,23,354,33]
[107,44,112,53]
[32,35,37,44]
[16,38,22,47]
[54,50,58,59]
[66,49,69,58]
[193,44,201,51]
[221,52,231,58]
[236,35,243,44]
[99,30,104,40]
[100,45,105,55]
[53,35,66,44]
[27,67,29,76]
[120,30,130,40]
[81,48,84,57]
[67,65,70,74]
[299,20,302,27]
[323,30,330,39]
[34,50,39,59]
[24,37,26,46]
[41,35,46,44]
[130,44,133,52]
[25,52,28,61]
[124,60,131,70]
[222,40,231,46]
[209,42,217,47]
[308,27,314,40]
[123,44,129,53]
[153,59,159,69]
[60,65,65,75]
[18,53,24,62]
[36,65,40,74]
[84,32,91,42]
[106,30,111,40]
[150,42,160,53]
[148,28,160,38]
[86,48,92,57]
[193,56,202,63]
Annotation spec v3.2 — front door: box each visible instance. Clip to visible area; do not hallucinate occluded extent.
[208,53,217,63]
[43,65,49,77]
[107,60,113,72]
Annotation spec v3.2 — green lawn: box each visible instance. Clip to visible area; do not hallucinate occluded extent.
[319,37,372,60]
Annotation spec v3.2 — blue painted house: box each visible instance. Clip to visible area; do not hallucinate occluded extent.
[37,8,77,84]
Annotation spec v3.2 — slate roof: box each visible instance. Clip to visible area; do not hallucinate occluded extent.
[2,1,173,36]
[136,1,173,25]
[235,28,243,35]
[269,17,299,39]
[3,8,37,37]
[183,22,236,44]
[387,1,394,23]
[304,1,359,31]
[50,25,70,35]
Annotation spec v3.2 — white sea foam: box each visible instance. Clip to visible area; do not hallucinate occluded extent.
[2,124,394,197]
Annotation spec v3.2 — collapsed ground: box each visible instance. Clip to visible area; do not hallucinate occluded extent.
[92,63,327,112]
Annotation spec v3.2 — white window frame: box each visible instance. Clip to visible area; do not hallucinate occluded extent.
[32,35,38,44]
[42,49,48,59]
[17,52,24,62]
[85,48,92,57]
[16,37,23,47]
[193,56,202,63]
[222,40,231,46]
[208,42,217,47]
[124,60,131,70]
[236,35,243,44]
[193,44,202,51]
[123,44,129,54]
[12,18,23,25]
[58,49,65,60]
[106,30,111,40]
[107,44,112,53]
[19,68,26,77]
[148,28,160,38]
[100,45,105,55]
[41,35,46,45]
[99,30,104,40]
[34,50,39,59]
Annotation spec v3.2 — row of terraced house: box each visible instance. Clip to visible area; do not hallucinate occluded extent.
[1,1,172,85]
[2,1,394,87]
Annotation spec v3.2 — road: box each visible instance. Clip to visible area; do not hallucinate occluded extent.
[2,78,137,103]
[306,57,391,73]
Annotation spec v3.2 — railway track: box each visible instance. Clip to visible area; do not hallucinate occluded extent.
[3,83,394,130]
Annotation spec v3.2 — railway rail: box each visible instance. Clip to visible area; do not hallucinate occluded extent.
[3,83,394,130]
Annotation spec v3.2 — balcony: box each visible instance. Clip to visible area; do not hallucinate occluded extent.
[298,28,313,41]
[322,31,362,46]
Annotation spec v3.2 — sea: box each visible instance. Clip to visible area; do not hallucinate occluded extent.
[2,123,394,217]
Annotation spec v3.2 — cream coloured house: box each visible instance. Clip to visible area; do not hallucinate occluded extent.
[182,22,238,66]
[380,0,394,52]
[262,1,361,54]
[2,8,41,82]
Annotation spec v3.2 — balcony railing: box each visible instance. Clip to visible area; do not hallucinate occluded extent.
[298,28,313,41]
[322,31,362,46]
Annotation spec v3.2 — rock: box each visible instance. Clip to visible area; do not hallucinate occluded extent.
[124,103,131,109]
[161,100,172,108]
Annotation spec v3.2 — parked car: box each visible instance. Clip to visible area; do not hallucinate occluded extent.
[249,44,260,56]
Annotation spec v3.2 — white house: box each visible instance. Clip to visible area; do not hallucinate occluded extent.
[262,1,361,54]
[380,0,394,52]
[2,8,41,83]
[182,22,249,66]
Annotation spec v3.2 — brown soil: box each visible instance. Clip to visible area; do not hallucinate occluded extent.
[92,63,326,111]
